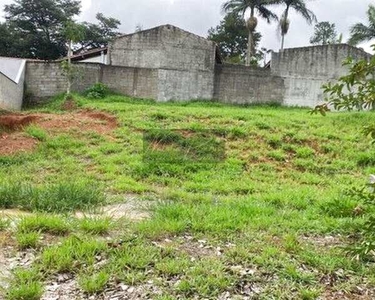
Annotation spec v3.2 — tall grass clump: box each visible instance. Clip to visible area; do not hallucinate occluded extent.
[0,181,104,213]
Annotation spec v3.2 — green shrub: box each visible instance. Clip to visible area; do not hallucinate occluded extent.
[85,83,110,99]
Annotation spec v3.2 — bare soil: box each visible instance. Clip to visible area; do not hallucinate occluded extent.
[0,110,118,156]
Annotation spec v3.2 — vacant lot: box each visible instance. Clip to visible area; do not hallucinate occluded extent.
[1,95,375,299]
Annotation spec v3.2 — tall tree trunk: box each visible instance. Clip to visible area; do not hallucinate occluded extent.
[67,40,72,95]
[246,30,253,66]
[280,7,290,52]
[281,33,285,51]
[246,9,257,66]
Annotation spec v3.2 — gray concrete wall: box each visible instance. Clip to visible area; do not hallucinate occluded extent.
[101,65,159,99]
[158,69,214,101]
[25,62,214,103]
[22,43,372,108]
[0,69,24,110]
[25,62,101,103]
[271,44,372,107]
[214,64,285,105]
[109,25,217,72]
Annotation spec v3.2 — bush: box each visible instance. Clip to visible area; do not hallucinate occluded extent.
[85,83,110,99]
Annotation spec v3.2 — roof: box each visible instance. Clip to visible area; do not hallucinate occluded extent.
[0,57,26,84]
[58,47,108,62]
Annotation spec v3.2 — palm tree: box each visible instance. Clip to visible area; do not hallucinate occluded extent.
[222,0,278,66]
[277,0,316,51]
[349,5,375,46]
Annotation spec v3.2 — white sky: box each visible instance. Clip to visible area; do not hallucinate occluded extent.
[0,0,374,53]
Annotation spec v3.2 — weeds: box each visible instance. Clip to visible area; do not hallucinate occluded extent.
[0,181,104,212]
[77,217,112,235]
[16,232,40,249]
[18,215,70,235]
[5,268,43,300]
[78,270,110,293]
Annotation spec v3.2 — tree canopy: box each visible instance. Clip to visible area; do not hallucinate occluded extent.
[349,5,375,46]
[310,22,339,45]
[0,0,121,60]
[208,13,261,64]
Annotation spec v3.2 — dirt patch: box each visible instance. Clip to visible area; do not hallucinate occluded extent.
[0,115,38,131]
[0,133,38,156]
[0,110,118,156]
[61,99,78,111]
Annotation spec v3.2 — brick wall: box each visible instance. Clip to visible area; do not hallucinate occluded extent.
[214,65,285,105]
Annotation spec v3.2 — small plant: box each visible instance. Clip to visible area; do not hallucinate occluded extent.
[0,218,9,231]
[41,236,107,273]
[16,232,40,249]
[25,125,47,142]
[18,215,70,235]
[85,83,110,99]
[5,268,43,300]
[78,270,110,294]
[77,217,112,235]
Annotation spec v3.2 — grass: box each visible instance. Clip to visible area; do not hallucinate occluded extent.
[16,231,40,249]
[0,181,104,212]
[5,268,43,300]
[78,270,110,293]
[25,125,47,142]
[18,214,70,235]
[77,217,112,235]
[1,94,375,299]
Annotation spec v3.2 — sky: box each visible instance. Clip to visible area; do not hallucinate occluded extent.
[0,0,374,53]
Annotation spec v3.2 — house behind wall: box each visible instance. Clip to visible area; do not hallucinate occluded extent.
[21,25,373,109]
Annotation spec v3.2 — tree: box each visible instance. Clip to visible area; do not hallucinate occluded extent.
[277,0,316,51]
[222,0,278,66]
[62,21,85,95]
[349,5,375,46]
[135,24,144,32]
[313,46,375,260]
[0,1,121,60]
[208,13,261,63]
[78,13,121,52]
[3,0,81,60]
[310,22,339,45]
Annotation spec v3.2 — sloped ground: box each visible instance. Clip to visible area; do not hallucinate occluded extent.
[0,110,117,155]
[1,95,375,299]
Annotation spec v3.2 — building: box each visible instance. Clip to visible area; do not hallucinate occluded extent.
[1,24,372,110]
[59,47,109,65]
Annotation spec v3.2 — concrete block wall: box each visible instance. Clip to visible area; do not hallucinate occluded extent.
[109,25,217,72]
[158,69,214,101]
[25,62,101,103]
[214,64,285,105]
[271,44,373,107]
[101,65,158,99]
[271,44,372,79]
